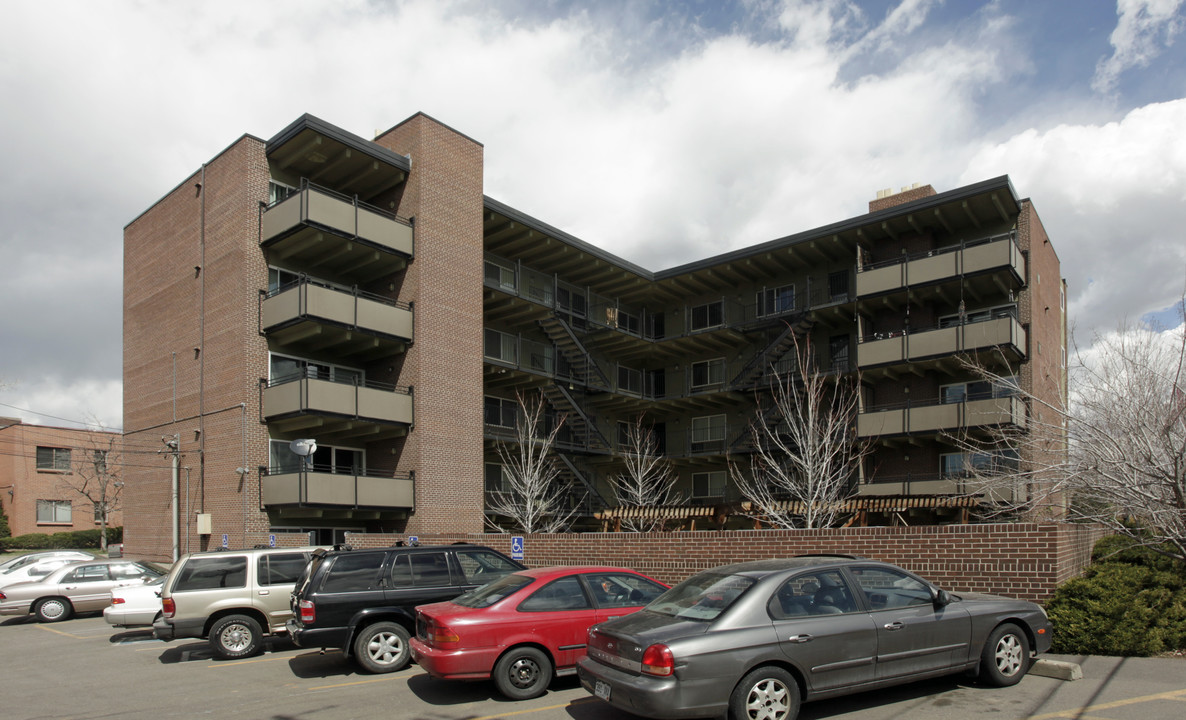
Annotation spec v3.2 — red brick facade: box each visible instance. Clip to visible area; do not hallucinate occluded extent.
[348,523,1106,603]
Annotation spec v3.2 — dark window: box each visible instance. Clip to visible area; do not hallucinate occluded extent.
[519,575,591,612]
[848,567,933,610]
[828,270,849,301]
[454,550,522,583]
[174,556,248,591]
[321,553,383,593]
[690,301,724,331]
[586,573,667,609]
[64,564,111,583]
[406,553,452,587]
[258,553,308,586]
[452,574,533,608]
[829,335,850,371]
[758,285,795,316]
[484,396,517,427]
[35,446,71,471]
[769,570,855,619]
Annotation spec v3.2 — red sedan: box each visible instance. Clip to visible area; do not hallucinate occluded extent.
[411,565,667,699]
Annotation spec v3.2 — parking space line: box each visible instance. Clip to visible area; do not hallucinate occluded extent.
[208,655,289,667]
[36,625,89,640]
[1027,688,1186,719]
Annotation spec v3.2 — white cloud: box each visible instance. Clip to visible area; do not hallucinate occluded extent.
[0,377,122,431]
[1093,0,1185,94]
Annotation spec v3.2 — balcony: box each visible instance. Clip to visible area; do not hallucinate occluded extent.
[857,395,1026,438]
[261,469,413,509]
[856,232,1025,297]
[261,278,413,359]
[261,376,413,442]
[858,315,1026,368]
[261,181,413,282]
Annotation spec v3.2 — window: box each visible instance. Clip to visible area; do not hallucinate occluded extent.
[269,353,362,385]
[483,329,518,364]
[268,180,295,205]
[484,259,517,291]
[519,576,591,612]
[692,470,726,498]
[690,301,724,331]
[111,562,163,581]
[258,553,309,586]
[454,549,521,584]
[63,564,111,583]
[174,556,247,591]
[390,552,452,588]
[618,365,642,395]
[484,396,517,428]
[93,502,109,523]
[36,500,72,523]
[690,415,726,453]
[828,271,850,301]
[485,463,510,493]
[770,570,854,619]
[321,553,383,593]
[269,440,362,475]
[848,567,933,610]
[757,285,795,317]
[940,377,1019,404]
[587,573,667,609]
[36,446,71,471]
[939,303,1017,328]
[829,335,850,371]
[691,358,725,389]
[268,267,300,294]
[941,450,1020,478]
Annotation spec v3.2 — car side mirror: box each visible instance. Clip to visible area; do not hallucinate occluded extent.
[932,588,952,607]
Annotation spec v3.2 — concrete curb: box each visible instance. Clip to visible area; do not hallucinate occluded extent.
[1031,658,1083,681]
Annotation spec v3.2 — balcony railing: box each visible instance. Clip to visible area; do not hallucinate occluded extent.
[261,277,413,344]
[857,315,1026,367]
[261,375,413,427]
[260,467,414,509]
[261,179,413,259]
[856,231,1024,297]
[857,395,1026,438]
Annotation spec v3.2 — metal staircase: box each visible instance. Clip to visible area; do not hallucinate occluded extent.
[538,315,612,389]
[729,315,814,390]
[540,382,612,453]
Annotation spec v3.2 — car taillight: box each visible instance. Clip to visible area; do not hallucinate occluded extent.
[426,619,459,646]
[0,591,6,601]
[162,597,175,618]
[641,644,674,677]
[299,599,315,624]
[111,597,126,605]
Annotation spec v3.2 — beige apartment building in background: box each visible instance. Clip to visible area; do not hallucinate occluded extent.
[0,418,123,537]
[122,112,1066,559]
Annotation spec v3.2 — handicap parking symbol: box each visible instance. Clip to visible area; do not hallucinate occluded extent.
[511,536,524,561]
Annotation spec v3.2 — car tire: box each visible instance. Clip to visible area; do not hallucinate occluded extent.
[729,666,800,720]
[353,621,411,674]
[979,622,1030,687]
[493,646,552,700]
[209,614,263,659]
[34,597,73,623]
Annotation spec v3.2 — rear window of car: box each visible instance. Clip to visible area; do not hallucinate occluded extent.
[453,549,522,583]
[173,556,248,591]
[257,553,308,586]
[452,574,533,609]
[648,571,756,621]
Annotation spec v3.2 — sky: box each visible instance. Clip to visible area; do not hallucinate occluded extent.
[1,0,1185,431]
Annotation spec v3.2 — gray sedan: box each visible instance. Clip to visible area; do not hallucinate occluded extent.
[577,555,1052,720]
[0,559,166,622]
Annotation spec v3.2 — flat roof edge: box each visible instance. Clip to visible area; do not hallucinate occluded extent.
[266,113,412,173]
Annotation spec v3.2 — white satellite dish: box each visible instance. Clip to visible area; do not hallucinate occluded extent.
[289,439,317,457]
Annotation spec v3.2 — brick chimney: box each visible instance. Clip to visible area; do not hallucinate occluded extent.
[869,183,936,213]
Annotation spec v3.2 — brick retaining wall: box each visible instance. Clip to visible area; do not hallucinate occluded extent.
[329,523,1107,604]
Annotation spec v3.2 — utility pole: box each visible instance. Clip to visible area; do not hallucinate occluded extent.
[164,435,180,562]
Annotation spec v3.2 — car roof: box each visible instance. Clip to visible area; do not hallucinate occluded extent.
[513,565,644,580]
[699,555,871,579]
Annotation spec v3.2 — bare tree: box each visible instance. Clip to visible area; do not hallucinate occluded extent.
[60,420,122,552]
[609,414,679,531]
[953,315,1186,563]
[732,333,869,529]
[485,391,582,533]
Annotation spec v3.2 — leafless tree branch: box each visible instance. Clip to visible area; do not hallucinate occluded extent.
[609,414,680,531]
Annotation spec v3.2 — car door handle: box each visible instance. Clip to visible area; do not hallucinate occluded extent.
[787,634,813,643]
[884,621,905,631]
[258,590,270,595]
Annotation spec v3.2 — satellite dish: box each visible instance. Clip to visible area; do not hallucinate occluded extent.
[289,439,317,457]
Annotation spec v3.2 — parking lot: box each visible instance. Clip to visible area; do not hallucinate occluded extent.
[2,612,1183,720]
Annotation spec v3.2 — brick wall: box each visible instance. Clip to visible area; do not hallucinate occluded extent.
[346,523,1107,603]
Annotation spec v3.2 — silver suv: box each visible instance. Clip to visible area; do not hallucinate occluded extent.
[153,546,323,658]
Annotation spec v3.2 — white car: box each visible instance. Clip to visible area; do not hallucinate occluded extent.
[0,554,94,589]
[105,576,166,627]
[0,551,92,573]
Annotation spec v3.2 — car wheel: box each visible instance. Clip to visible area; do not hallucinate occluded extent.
[34,597,73,623]
[979,622,1030,687]
[493,647,552,700]
[209,614,263,659]
[353,621,411,674]
[729,666,800,720]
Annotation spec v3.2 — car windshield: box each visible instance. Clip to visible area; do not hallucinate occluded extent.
[451,574,534,609]
[646,571,757,621]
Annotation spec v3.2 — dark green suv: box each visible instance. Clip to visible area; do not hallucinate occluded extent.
[287,544,523,673]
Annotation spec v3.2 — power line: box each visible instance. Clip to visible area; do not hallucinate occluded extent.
[0,401,122,432]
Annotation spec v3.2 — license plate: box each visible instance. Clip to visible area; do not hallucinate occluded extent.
[595,680,612,700]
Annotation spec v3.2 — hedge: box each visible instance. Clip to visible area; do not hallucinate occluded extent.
[0,527,122,551]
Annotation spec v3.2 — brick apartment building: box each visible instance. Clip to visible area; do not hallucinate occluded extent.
[122,112,1066,559]
[0,418,123,537]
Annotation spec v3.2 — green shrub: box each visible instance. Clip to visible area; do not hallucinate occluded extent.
[1048,537,1186,656]
[0,528,122,551]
